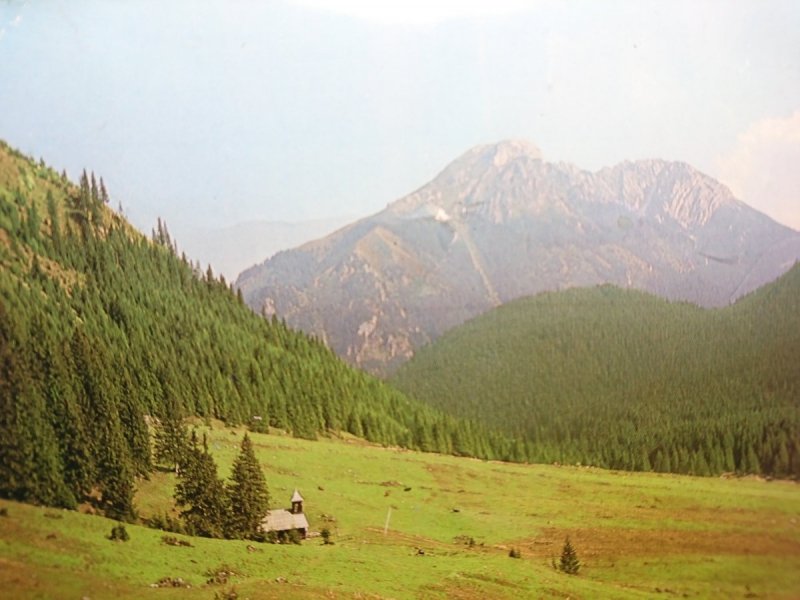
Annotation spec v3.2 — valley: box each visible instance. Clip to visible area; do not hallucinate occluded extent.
[3,2,799,597]
[1,425,799,599]
[1,139,798,597]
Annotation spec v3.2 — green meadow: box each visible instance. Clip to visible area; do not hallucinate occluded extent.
[1,422,799,599]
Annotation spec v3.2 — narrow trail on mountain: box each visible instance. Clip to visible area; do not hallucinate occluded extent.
[450,219,502,307]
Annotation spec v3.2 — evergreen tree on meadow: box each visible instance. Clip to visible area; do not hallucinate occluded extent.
[227,433,270,539]
[174,432,228,538]
[558,536,580,575]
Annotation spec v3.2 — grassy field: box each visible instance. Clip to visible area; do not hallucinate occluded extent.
[1,422,799,599]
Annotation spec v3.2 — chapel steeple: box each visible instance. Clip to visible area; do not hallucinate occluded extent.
[290,489,304,514]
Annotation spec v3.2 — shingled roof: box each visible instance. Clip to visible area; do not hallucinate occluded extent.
[262,509,309,533]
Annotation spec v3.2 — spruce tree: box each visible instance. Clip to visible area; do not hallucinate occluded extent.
[0,307,73,507]
[174,433,228,538]
[45,345,95,501]
[227,433,270,539]
[154,398,188,474]
[558,536,580,575]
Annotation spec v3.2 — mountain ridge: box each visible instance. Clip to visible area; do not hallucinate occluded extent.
[179,216,356,281]
[236,140,800,374]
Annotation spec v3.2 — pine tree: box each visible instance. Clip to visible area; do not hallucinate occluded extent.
[558,536,580,575]
[154,398,188,474]
[118,374,152,476]
[174,433,228,538]
[98,427,137,522]
[99,177,109,204]
[0,306,73,507]
[42,342,93,504]
[227,433,270,539]
[46,190,62,253]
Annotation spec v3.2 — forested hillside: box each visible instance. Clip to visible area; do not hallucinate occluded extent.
[391,270,800,477]
[0,141,509,517]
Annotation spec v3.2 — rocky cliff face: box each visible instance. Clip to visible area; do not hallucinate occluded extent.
[236,141,800,374]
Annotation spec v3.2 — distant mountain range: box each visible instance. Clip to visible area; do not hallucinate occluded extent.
[236,140,800,374]
[178,217,355,281]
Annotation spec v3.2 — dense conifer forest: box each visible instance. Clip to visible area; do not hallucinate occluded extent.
[391,268,800,477]
[0,141,510,516]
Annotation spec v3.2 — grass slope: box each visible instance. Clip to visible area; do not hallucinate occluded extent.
[2,425,799,599]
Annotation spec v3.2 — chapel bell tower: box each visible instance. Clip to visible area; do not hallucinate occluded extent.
[291,489,304,514]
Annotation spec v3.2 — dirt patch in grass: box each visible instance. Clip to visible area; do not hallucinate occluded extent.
[363,526,459,552]
[421,569,532,600]
[522,526,800,559]
[0,557,138,599]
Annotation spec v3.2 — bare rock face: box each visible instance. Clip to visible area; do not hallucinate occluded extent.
[236,141,800,374]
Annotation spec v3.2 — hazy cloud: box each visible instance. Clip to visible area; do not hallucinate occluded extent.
[714,110,800,231]
[290,0,534,26]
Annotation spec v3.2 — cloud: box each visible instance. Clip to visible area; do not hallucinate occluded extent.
[714,111,800,231]
[289,0,534,26]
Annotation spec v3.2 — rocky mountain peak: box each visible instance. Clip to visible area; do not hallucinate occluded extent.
[388,139,546,220]
[438,139,544,180]
[485,139,544,167]
[236,142,800,374]
[586,160,739,228]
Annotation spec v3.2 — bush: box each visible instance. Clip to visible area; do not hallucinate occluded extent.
[508,547,521,559]
[286,529,302,545]
[147,511,186,534]
[109,523,129,542]
[321,528,334,545]
[249,416,269,434]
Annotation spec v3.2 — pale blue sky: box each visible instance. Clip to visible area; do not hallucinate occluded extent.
[1,0,798,242]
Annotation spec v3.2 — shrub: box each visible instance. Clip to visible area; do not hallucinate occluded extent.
[109,523,129,542]
[286,529,302,545]
[249,416,269,434]
[508,547,521,559]
[148,511,186,534]
[320,528,334,545]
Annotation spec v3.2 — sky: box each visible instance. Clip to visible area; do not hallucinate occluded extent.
[1,0,798,247]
